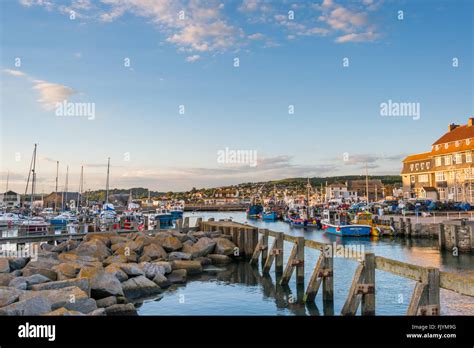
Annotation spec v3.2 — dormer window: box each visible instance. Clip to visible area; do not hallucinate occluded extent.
[426,162,430,169]
[435,145,440,151]
[415,163,419,170]
[410,164,414,171]
[421,163,424,170]
[455,141,460,147]
[445,143,449,149]
[467,139,471,145]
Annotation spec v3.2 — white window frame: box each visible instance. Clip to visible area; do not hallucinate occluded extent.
[466,153,472,163]
[455,153,462,164]
[435,157,441,166]
[435,172,446,182]
[445,155,452,166]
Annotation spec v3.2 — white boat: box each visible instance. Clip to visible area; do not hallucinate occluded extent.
[0,213,23,227]
[21,216,50,234]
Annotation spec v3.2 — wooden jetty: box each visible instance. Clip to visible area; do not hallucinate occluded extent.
[198,220,474,316]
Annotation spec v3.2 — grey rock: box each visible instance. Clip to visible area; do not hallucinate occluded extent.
[121,275,161,299]
[105,303,137,316]
[0,296,52,315]
[96,296,117,308]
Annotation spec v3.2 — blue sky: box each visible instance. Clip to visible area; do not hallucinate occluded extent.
[0,0,472,192]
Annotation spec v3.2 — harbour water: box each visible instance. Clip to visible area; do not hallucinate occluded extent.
[137,211,474,316]
[1,211,473,315]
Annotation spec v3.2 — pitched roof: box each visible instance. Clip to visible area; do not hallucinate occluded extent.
[432,124,474,145]
[402,152,431,162]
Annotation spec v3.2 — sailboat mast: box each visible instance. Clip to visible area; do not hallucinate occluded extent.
[78,165,83,209]
[365,162,369,204]
[30,144,37,207]
[105,157,110,204]
[63,165,69,210]
[6,170,9,192]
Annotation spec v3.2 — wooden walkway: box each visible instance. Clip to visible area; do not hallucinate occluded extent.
[199,220,474,316]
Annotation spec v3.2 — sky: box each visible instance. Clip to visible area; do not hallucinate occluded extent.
[0,0,473,193]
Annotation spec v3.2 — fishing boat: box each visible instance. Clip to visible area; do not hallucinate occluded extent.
[21,217,50,234]
[154,207,174,227]
[352,211,395,236]
[246,195,263,219]
[262,209,278,221]
[50,212,78,226]
[169,203,184,220]
[321,210,371,237]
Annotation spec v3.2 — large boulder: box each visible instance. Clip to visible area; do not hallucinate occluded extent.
[20,286,97,314]
[105,303,137,316]
[152,274,171,288]
[43,307,85,316]
[21,267,57,281]
[51,239,79,253]
[121,275,161,299]
[139,262,168,279]
[141,244,167,261]
[0,296,52,315]
[208,254,232,264]
[160,236,183,252]
[103,254,129,266]
[96,296,117,308]
[30,278,90,295]
[77,269,123,299]
[213,238,237,256]
[151,261,172,274]
[83,232,116,247]
[0,274,16,286]
[75,239,111,261]
[9,274,51,290]
[0,259,10,273]
[7,257,30,271]
[168,252,192,261]
[167,269,187,284]
[52,263,80,280]
[104,264,128,282]
[0,287,24,307]
[189,237,216,257]
[117,263,144,277]
[171,260,202,275]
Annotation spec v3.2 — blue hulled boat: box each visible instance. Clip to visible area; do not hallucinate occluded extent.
[321,209,371,237]
[247,195,263,219]
[154,208,174,227]
[262,210,277,221]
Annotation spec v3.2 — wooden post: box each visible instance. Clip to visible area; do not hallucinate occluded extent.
[275,232,284,274]
[263,233,283,274]
[261,229,269,267]
[195,217,202,230]
[341,252,375,316]
[176,218,183,232]
[296,236,305,284]
[361,253,375,315]
[400,218,405,236]
[183,217,190,232]
[280,237,304,285]
[155,219,160,231]
[249,229,268,265]
[407,267,440,316]
[144,215,149,230]
[406,218,412,238]
[304,253,325,303]
[322,250,334,303]
[438,223,445,251]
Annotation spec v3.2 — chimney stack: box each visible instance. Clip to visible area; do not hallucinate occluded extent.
[448,123,459,132]
[468,117,474,127]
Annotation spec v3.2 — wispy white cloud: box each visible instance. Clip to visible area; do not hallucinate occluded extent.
[3,69,77,110]
[186,54,200,62]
